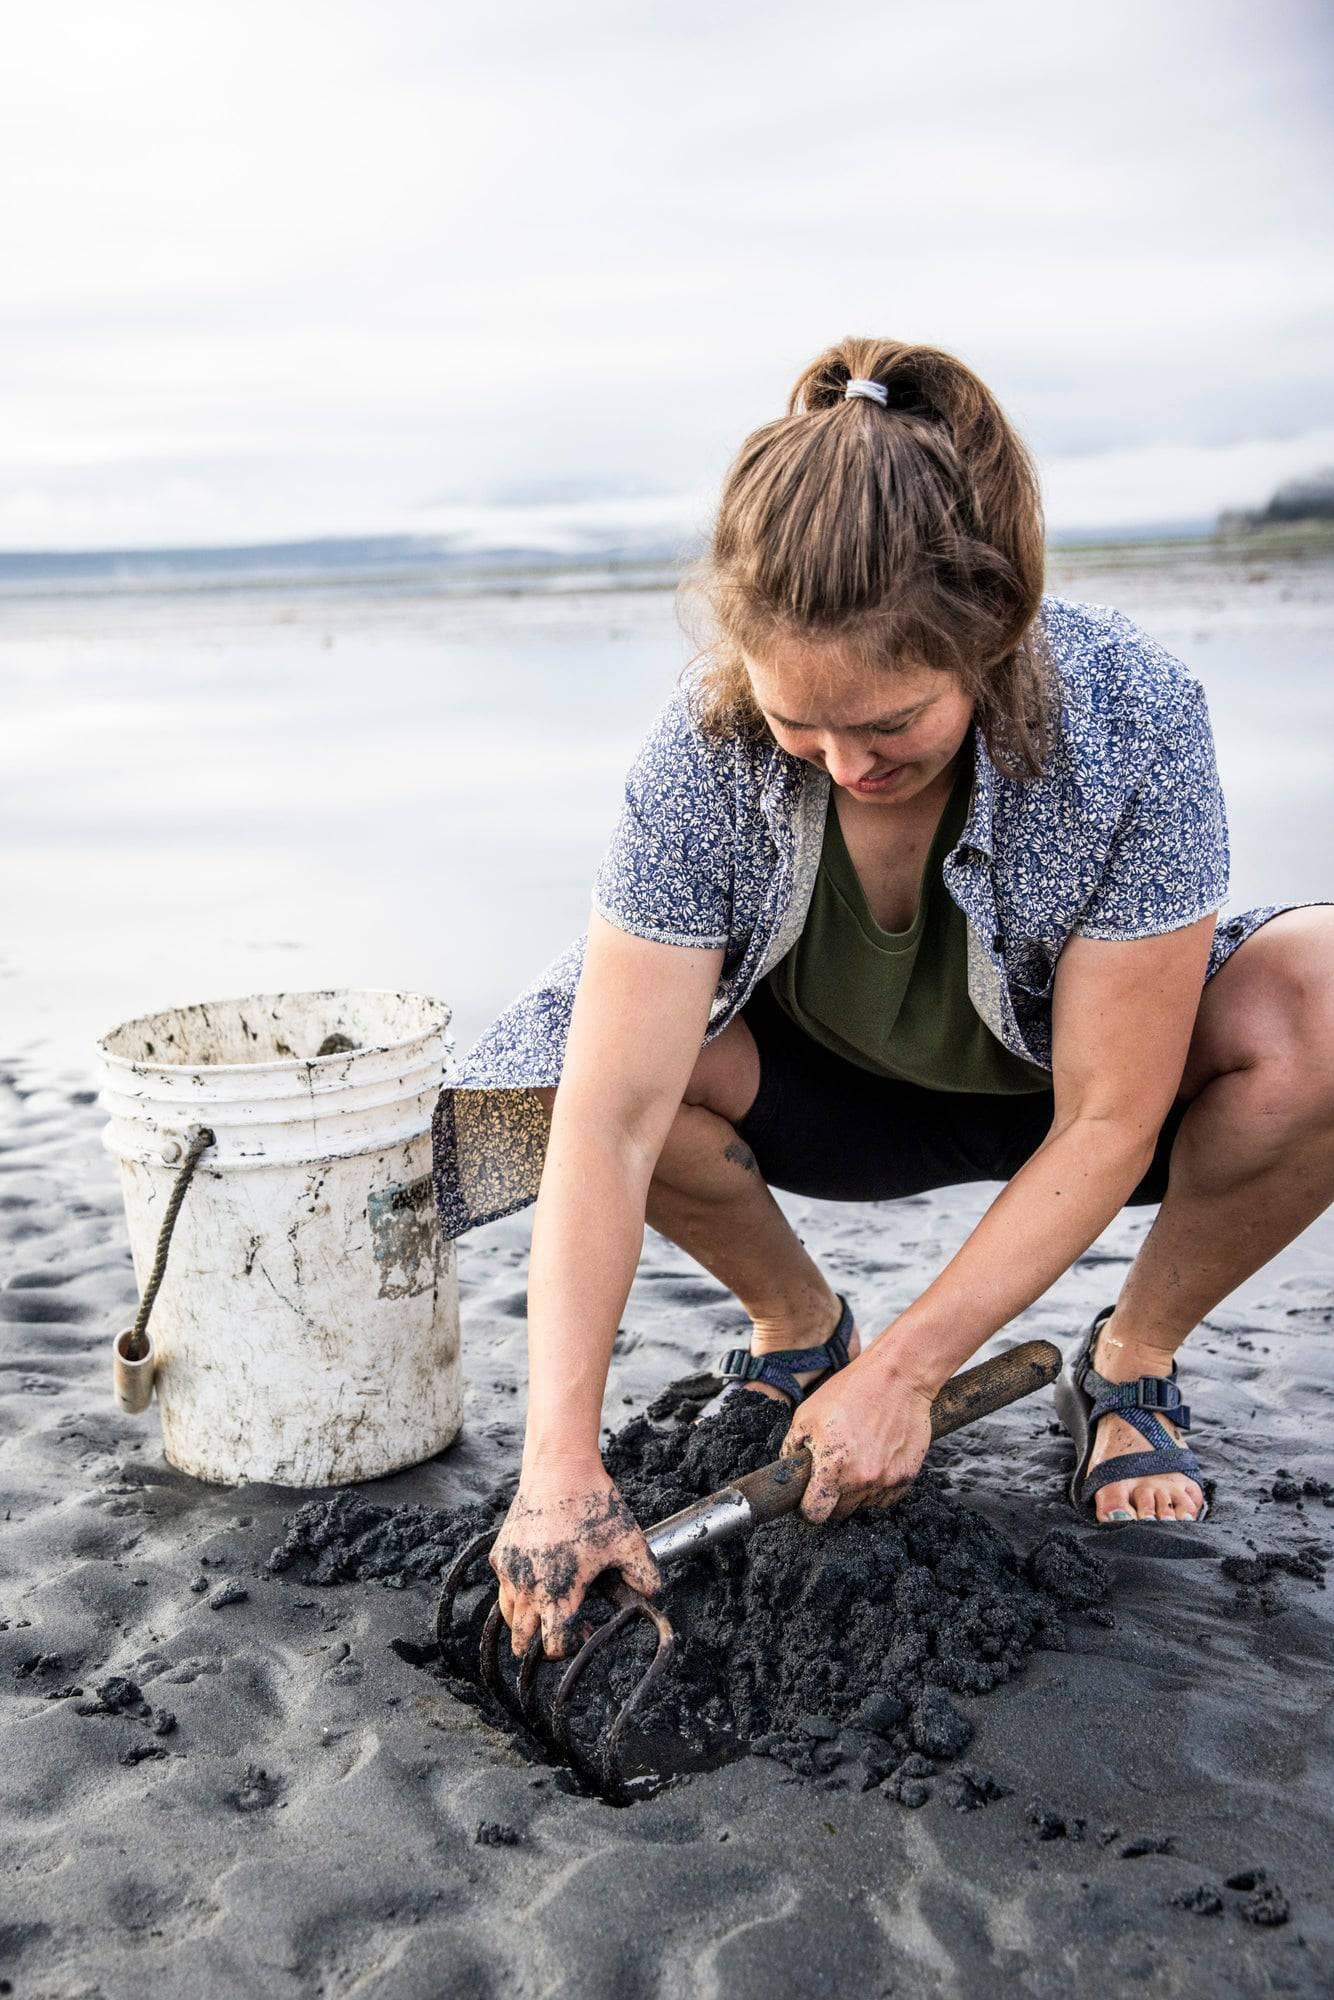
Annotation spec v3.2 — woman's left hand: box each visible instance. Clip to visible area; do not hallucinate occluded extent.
[781,1354,935,1523]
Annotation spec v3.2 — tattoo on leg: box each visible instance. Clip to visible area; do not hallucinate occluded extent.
[723,1138,759,1176]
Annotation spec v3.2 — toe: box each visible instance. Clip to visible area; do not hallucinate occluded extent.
[1124,1478,1204,1521]
[1144,1483,1178,1520]
[1094,1480,1136,1523]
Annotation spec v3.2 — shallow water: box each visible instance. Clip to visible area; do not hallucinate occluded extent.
[2,549,1331,1075]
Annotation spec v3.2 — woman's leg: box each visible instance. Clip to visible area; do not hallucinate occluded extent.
[641,1016,864,1394]
[571,983,1049,1397]
[534,1010,859,1398]
[1084,907,1334,1522]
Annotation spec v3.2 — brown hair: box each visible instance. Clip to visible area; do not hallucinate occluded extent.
[680,337,1056,779]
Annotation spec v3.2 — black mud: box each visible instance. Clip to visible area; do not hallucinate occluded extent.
[271,1385,1108,1798]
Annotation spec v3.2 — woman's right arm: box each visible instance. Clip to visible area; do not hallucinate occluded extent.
[490,910,724,1658]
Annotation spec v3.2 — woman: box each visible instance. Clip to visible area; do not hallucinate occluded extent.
[431,338,1333,1662]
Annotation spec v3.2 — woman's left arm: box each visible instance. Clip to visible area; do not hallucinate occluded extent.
[787,912,1218,1520]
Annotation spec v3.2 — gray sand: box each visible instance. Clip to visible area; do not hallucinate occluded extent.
[2,1060,1332,1997]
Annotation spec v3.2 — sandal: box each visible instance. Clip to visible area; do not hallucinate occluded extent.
[1053,1305,1209,1525]
[718,1293,855,1407]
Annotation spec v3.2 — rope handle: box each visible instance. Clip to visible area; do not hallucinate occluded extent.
[120,1124,215,1363]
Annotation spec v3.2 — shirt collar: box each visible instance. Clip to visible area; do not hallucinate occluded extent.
[760,724,998,860]
[758,738,805,825]
[956,724,997,862]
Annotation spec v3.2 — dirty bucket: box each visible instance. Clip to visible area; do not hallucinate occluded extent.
[96,989,461,1488]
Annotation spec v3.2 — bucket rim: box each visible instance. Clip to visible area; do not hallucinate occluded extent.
[95,986,453,1079]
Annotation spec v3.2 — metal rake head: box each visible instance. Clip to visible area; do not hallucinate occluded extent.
[435,1529,678,1801]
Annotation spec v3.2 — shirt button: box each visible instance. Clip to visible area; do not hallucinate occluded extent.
[992,932,1005,954]
[1225,918,1245,939]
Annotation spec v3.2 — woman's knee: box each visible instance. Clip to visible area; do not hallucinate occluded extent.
[1247,912,1334,1092]
[1186,908,1334,1122]
[681,1013,762,1127]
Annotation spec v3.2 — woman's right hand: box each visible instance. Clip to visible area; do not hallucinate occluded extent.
[489,1456,662,1659]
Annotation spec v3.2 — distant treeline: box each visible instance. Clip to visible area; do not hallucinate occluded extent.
[1218,467,1334,533]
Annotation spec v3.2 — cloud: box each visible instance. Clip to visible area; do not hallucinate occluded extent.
[1,0,1331,547]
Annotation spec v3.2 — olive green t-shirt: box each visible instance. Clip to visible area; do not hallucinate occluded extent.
[766,759,1052,1094]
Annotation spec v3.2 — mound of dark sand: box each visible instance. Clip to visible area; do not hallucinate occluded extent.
[271,1385,1108,1799]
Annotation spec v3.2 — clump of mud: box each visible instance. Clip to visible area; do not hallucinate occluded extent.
[271,1385,1108,1796]
[269,1492,495,1588]
[590,1390,1108,1783]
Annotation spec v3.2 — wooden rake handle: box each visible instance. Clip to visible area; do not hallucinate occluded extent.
[733,1337,1062,1527]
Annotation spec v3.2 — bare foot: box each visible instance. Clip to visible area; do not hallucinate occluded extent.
[1086,1314,1204,1523]
[741,1297,862,1406]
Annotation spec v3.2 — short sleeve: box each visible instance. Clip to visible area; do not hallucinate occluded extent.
[591,691,735,948]
[1074,678,1230,941]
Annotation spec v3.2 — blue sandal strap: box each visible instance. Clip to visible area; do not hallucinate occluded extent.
[1079,1444,1203,1499]
[720,1295,853,1405]
[1098,1405,1189,1455]
[1088,1401,1189,1454]
[1061,1308,1209,1521]
[1088,1377,1191,1431]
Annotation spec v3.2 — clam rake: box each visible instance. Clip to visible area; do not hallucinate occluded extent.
[436,1339,1061,1800]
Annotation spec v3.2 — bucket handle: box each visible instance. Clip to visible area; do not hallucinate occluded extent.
[113,1124,215,1414]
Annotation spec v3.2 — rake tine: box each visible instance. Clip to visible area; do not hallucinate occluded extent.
[479,1599,509,1706]
[435,1538,679,1797]
[547,1599,641,1768]
[545,1581,677,1797]
[435,1528,498,1660]
[598,1587,677,1799]
[433,1529,584,1749]
[477,1596,547,1727]
[517,1629,549,1726]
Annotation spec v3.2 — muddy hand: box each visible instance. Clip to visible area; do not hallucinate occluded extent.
[489,1461,662,1659]
[781,1355,934,1523]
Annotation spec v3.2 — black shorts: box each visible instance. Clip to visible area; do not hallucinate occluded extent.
[731,978,1185,1206]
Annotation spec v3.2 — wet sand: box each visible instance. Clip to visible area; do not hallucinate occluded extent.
[2,1056,1332,1997]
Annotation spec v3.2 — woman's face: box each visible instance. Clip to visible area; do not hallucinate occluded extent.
[743,633,975,807]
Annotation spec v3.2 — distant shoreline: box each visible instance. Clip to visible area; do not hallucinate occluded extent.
[1,516,1330,606]
[1047,517,1334,571]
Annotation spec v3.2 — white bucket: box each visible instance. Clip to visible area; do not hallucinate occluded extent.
[96,988,461,1488]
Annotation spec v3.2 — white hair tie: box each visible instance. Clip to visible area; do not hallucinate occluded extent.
[844,378,888,406]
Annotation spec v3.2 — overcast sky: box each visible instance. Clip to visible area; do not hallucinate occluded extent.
[2,0,1331,550]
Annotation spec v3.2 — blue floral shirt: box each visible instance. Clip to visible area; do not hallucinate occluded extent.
[432,593,1287,1240]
